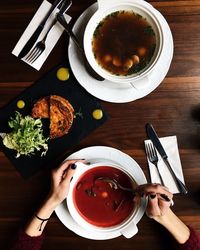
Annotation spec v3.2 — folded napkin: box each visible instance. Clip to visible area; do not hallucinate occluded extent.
[144,136,185,194]
[12,0,71,70]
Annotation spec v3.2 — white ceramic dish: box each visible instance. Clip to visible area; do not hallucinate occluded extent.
[67,161,139,238]
[84,0,164,83]
[68,1,173,103]
[55,146,147,240]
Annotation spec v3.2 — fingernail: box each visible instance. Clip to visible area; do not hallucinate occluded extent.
[70,176,73,182]
[70,163,77,169]
[160,194,170,202]
[150,194,156,199]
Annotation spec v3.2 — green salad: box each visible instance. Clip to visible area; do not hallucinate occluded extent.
[2,112,48,158]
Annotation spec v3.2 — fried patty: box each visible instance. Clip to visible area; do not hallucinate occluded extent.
[32,96,50,118]
[31,95,74,139]
[50,95,74,139]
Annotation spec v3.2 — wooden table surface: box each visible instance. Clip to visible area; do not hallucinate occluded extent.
[0,0,200,249]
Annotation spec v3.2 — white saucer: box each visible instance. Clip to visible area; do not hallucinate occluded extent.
[68,2,173,103]
[55,146,147,240]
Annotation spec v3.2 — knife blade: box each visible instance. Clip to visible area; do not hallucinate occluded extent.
[18,0,64,59]
[145,123,188,194]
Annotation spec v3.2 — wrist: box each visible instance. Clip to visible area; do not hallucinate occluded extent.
[36,195,59,220]
[25,196,57,237]
[153,208,173,225]
[44,195,60,211]
[153,208,190,244]
[46,192,63,207]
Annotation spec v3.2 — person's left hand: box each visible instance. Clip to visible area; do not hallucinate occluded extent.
[48,159,84,206]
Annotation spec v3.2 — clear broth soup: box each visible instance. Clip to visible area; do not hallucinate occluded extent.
[92,11,156,76]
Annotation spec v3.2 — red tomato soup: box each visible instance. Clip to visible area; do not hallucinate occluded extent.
[73,166,136,227]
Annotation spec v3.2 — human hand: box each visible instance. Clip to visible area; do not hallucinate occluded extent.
[24,160,84,237]
[135,184,191,244]
[48,159,85,206]
[136,184,173,221]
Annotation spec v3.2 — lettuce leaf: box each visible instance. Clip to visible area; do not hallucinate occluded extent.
[3,112,48,158]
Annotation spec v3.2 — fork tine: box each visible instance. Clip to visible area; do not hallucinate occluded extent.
[146,142,157,161]
[27,47,41,63]
[149,143,154,158]
[29,49,43,63]
[145,143,150,158]
[151,143,158,160]
[145,143,148,156]
[25,46,38,61]
[152,143,157,158]
[146,142,164,186]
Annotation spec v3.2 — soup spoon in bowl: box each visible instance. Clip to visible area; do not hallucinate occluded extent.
[56,13,105,81]
[95,177,137,193]
[95,177,173,204]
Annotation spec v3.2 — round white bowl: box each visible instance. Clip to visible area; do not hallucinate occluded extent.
[67,162,141,238]
[83,0,164,84]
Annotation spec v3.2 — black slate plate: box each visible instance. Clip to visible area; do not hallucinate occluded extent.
[0,62,108,178]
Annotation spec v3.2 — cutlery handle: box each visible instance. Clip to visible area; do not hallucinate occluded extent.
[56,14,82,51]
[164,159,188,194]
[18,0,65,59]
[56,13,105,81]
[40,0,63,27]
[58,0,72,15]
[42,0,72,42]
[154,163,165,186]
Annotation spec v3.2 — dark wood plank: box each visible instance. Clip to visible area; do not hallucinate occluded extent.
[0,1,200,249]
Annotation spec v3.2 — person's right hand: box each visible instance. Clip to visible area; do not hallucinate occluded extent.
[136,184,173,221]
[135,184,192,244]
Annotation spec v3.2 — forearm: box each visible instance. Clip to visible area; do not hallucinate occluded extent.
[154,208,190,244]
[25,195,59,237]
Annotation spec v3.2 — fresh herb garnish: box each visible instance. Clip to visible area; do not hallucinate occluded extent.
[149,44,156,58]
[93,21,103,37]
[144,26,155,36]
[74,108,83,119]
[109,11,119,18]
[128,58,147,74]
[136,13,142,19]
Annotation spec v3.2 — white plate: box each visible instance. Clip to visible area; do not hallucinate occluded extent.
[68,2,173,103]
[55,146,147,240]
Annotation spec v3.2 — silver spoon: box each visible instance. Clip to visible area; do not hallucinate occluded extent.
[56,13,105,81]
[95,177,136,193]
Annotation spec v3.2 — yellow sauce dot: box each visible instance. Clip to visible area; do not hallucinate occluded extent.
[92,109,103,120]
[56,67,70,81]
[17,100,25,109]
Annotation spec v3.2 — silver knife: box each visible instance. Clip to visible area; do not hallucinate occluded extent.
[146,123,188,194]
[18,0,66,59]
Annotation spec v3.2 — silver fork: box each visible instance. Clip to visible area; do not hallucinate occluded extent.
[145,142,164,186]
[24,0,72,64]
